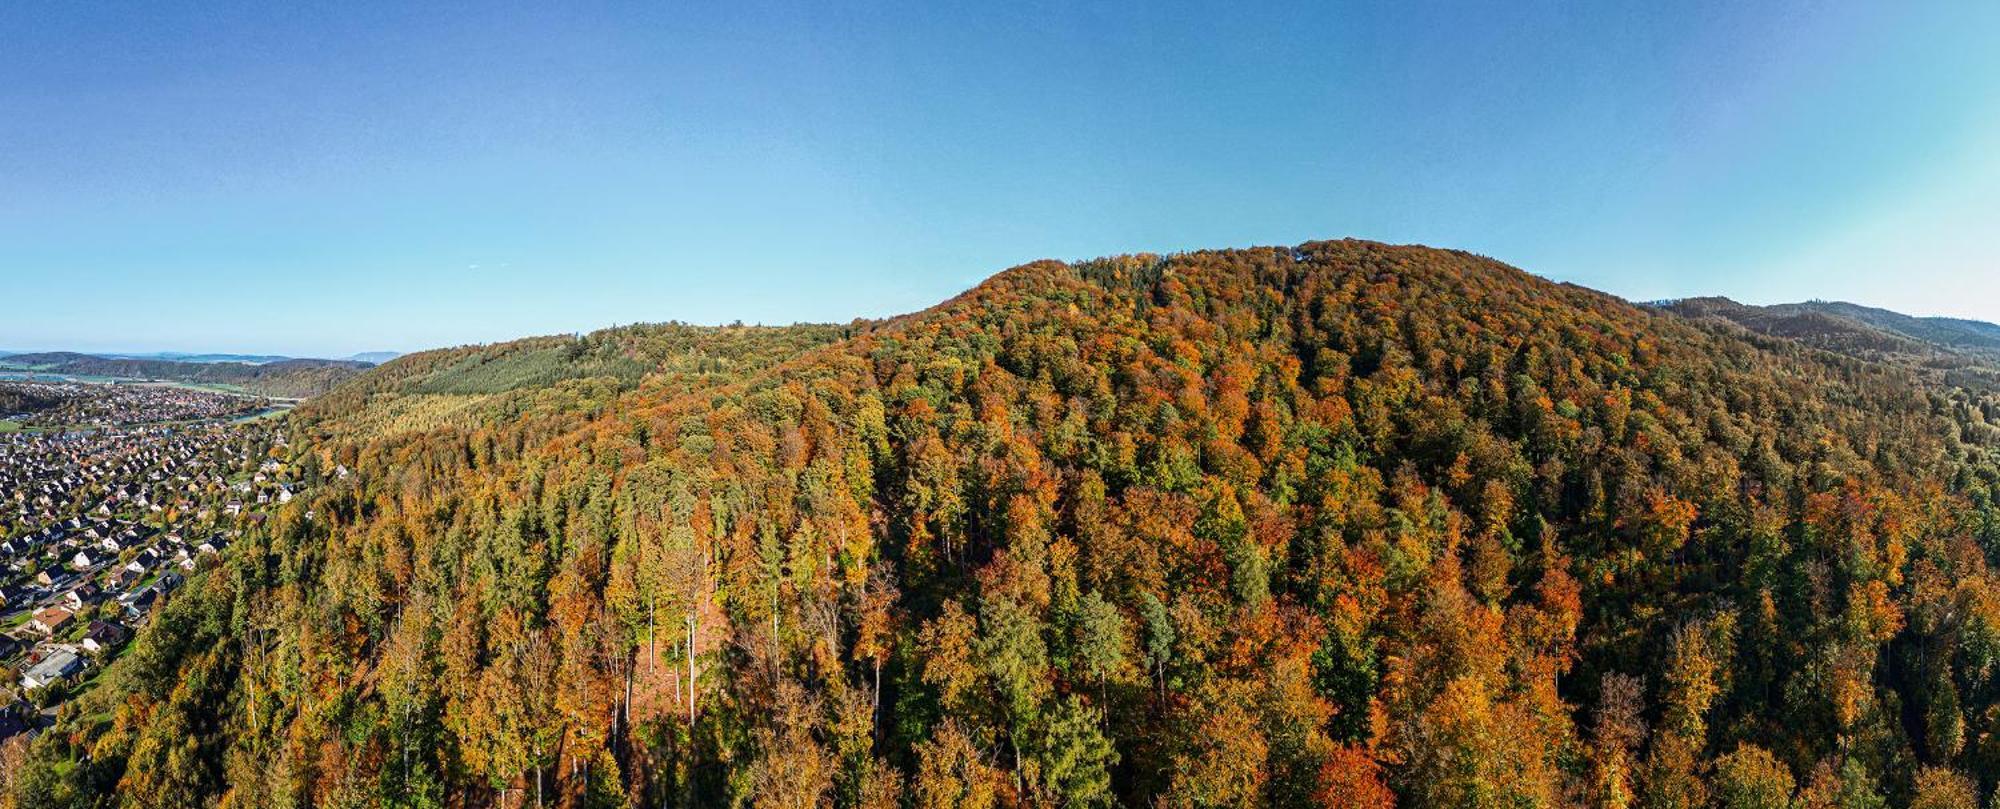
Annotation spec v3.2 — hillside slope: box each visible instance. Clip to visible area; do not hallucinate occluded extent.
[14,241,2000,808]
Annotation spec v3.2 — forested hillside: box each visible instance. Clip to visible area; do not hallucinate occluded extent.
[14,240,2000,808]
[0,384,67,417]
[307,321,862,439]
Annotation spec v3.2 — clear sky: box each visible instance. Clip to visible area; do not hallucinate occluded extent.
[3,1,1997,357]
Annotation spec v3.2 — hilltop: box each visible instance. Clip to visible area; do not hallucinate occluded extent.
[13,241,2000,808]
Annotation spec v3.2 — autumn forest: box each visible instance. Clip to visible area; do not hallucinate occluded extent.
[14,240,2000,809]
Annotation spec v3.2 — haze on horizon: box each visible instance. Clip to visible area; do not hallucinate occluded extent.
[3,1,1997,358]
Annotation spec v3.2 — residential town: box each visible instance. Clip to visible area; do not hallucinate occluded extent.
[0,378,279,430]
[0,381,307,741]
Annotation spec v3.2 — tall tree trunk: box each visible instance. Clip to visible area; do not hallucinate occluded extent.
[686,614,698,726]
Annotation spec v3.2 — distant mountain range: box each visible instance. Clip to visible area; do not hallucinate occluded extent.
[0,350,388,398]
[0,349,402,365]
[97,351,298,364]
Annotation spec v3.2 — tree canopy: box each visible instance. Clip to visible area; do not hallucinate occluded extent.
[16,240,2000,808]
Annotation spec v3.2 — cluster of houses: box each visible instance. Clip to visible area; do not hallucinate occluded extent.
[0,421,293,541]
[0,517,220,695]
[0,389,304,738]
[0,379,271,429]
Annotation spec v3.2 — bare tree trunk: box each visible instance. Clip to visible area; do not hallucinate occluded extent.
[686,615,698,726]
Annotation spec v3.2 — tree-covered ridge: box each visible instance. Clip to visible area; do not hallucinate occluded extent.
[14,240,2000,808]
[317,321,866,400]
[1660,297,1939,357]
[1779,300,2000,354]
[1660,296,2000,393]
[297,321,864,440]
[0,384,68,417]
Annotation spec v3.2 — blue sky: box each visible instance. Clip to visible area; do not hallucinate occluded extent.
[2,1,1996,357]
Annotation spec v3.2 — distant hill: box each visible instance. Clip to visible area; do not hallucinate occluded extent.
[344,351,401,364]
[1657,298,2000,357]
[1655,297,1935,356]
[0,352,369,398]
[1778,300,2000,351]
[1654,296,2000,391]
